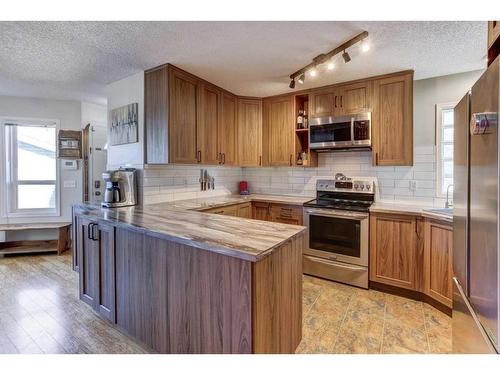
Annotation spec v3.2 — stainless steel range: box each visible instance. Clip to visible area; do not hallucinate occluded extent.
[303,174,375,289]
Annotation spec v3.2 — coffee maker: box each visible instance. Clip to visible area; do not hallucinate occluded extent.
[101,168,137,208]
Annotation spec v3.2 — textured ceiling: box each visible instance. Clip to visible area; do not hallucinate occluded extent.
[0,21,487,105]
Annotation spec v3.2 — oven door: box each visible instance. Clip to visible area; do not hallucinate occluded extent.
[303,207,369,267]
[309,116,353,149]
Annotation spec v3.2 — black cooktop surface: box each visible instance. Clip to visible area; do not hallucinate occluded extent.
[303,191,374,213]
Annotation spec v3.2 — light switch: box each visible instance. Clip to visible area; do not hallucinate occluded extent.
[63,180,76,188]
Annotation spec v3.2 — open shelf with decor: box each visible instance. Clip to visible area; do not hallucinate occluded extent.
[294,94,317,167]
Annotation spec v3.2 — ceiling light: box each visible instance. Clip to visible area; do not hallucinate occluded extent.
[361,41,370,52]
[298,74,305,84]
[309,69,317,77]
[289,79,295,89]
[342,50,351,63]
[327,62,335,70]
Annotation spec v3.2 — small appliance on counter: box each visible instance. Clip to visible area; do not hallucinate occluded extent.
[101,168,137,208]
[239,181,249,195]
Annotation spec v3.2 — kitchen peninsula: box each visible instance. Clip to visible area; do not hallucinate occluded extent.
[72,197,306,354]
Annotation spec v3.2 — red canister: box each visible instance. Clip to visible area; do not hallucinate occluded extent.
[239,181,249,195]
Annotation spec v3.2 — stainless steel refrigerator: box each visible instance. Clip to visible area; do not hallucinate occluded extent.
[453,57,499,353]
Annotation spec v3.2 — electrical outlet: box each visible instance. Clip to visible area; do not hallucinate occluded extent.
[409,180,417,192]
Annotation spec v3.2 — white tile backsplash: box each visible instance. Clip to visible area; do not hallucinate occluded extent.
[138,146,443,207]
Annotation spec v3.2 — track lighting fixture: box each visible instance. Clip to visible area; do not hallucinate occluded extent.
[342,50,351,63]
[288,31,369,89]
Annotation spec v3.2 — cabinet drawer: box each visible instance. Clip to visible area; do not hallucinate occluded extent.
[270,204,303,225]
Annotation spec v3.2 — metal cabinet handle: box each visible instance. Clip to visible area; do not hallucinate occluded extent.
[87,223,93,240]
[334,95,337,108]
[197,150,202,163]
[218,152,222,164]
[289,154,292,166]
[222,153,226,164]
[340,95,343,108]
[375,152,379,165]
[259,155,262,166]
[92,223,99,241]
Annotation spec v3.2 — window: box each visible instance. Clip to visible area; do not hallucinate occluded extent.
[436,103,456,198]
[2,118,60,216]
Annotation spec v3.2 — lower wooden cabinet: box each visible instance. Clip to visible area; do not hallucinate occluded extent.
[369,212,418,290]
[203,202,251,219]
[252,202,271,221]
[75,216,116,323]
[369,212,453,309]
[269,204,303,225]
[424,220,453,307]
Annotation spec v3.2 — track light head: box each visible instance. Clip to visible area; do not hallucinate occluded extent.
[342,50,351,63]
[298,74,305,84]
[289,79,296,89]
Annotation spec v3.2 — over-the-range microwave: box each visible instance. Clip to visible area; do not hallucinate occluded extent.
[309,112,371,151]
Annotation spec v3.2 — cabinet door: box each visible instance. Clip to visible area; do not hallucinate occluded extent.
[369,213,418,290]
[340,81,372,114]
[198,83,221,165]
[372,72,413,166]
[488,21,500,49]
[145,66,169,164]
[96,222,116,323]
[237,98,262,167]
[77,217,99,308]
[237,202,252,219]
[310,89,334,117]
[220,92,238,166]
[424,220,453,308]
[169,68,199,164]
[266,96,294,166]
[270,204,303,225]
[252,202,270,221]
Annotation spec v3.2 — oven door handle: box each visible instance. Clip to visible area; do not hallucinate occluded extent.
[304,208,369,220]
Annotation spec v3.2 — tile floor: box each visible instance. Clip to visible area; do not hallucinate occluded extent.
[0,253,451,354]
[296,275,452,354]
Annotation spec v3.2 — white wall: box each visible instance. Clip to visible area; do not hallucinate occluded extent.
[82,101,107,128]
[106,71,144,169]
[0,95,82,224]
[243,69,484,207]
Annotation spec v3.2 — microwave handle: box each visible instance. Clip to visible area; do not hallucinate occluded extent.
[350,117,355,142]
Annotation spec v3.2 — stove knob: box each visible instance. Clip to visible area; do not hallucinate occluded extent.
[366,185,371,191]
[360,184,365,190]
[354,183,359,190]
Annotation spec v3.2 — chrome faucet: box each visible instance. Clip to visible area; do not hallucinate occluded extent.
[445,184,454,208]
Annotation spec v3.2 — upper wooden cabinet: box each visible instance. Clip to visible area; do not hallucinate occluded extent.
[237,98,263,167]
[424,220,453,308]
[369,212,418,290]
[197,82,221,165]
[372,72,413,166]
[265,95,295,166]
[310,87,342,118]
[169,67,200,164]
[219,92,238,166]
[340,81,372,114]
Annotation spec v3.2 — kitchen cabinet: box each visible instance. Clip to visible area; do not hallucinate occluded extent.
[219,92,238,165]
[203,202,251,218]
[424,220,453,308]
[197,82,221,165]
[236,202,252,218]
[270,203,303,225]
[265,95,295,166]
[169,67,200,164]
[76,216,116,323]
[369,212,418,290]
[237,98,263,167]
[372,72,413,166]
[309,87,343,118]
[340,81,372,114]
[252,202,271,221]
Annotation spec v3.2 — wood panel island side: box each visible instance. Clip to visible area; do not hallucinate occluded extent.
[72,202,305,354]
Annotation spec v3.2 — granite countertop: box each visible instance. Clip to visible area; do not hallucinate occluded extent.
[370,202,453,223]
[74,194,309,263]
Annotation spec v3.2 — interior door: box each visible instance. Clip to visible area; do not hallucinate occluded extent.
[469,59,499,351]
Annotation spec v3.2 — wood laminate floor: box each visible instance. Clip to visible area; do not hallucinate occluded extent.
[0,253,451,354]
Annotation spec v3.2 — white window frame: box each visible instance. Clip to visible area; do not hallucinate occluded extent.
[1,117,61,218]
[435,103,457,199]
